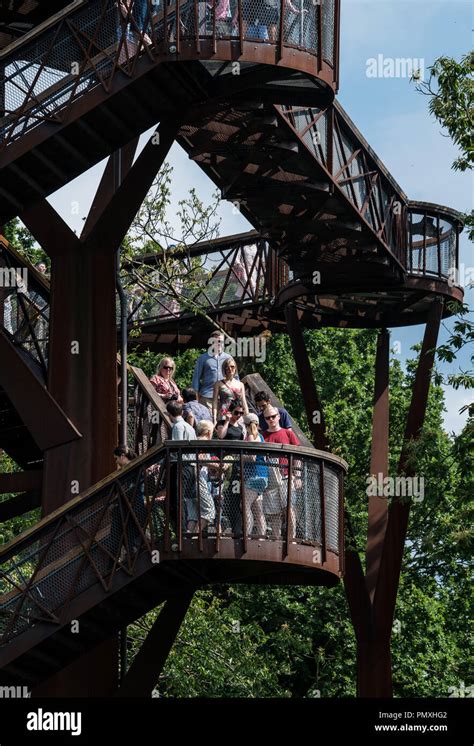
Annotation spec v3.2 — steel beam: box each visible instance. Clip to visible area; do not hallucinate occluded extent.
[81,138,139,241]
[284,304,329,450]
[85,118,184,256]
[116,591,194,697]
[0,329,81,451]
[365,329,390,601]
[374,300,444,634]
[0,491,41,522]
[20,200,80,259]
[0,471,42,494]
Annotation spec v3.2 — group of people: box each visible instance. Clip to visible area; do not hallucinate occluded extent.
[142,330,303,539]
[118,0,316,50]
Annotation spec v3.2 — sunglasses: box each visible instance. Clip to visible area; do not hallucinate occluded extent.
[233,411,244,416]
[162,365,173,370]
[265,414,278,421]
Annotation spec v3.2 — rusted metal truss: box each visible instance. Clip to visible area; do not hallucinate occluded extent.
[278,101,409,265]
[125,234,284,324]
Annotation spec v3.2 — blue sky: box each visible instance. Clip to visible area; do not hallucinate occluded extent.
[47,0,473,433]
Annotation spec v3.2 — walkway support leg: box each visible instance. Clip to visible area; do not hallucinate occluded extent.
[117,592,194,697]
[284,303,329,450]
[21,123,183,697]
[365,328,390,602]
[343,302,443,697]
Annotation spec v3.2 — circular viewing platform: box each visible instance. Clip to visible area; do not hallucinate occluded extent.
[0,441,346,657]
[275,202,465,328]
[0,0,340,153]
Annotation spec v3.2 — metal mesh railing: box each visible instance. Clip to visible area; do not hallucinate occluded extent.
[279,103,408,265]
[0,238,49,377]
[407,207,460,281]
[0,0,339,151]
[123,239,274,324]
[0,440,345,647]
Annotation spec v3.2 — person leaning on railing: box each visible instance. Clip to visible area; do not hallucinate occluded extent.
[262,405,301,539]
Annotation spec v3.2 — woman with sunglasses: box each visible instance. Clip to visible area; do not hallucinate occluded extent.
[216,399,245,535]
[212,357,248,424]
[150,357,182,404]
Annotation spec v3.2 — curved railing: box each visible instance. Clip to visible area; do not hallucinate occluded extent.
[407,202,464,283]
[123,233,287,325]
[0,440,346,647]
[0,235,49,377]
[0,0,340,151]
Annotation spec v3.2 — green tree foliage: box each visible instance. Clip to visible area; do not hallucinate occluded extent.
[3,218,46,268]
[416,52,473,173]
[128,330,472,697]
[416,52,474,400]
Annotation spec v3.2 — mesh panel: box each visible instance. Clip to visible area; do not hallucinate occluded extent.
[283,1,318,50]
[294,459,322,543]
[324,464,339,553]
[0,0,335,147]
[322,0,335,64]
[0,444,344,647]
[0,245,50,370]
[407,211,458,280]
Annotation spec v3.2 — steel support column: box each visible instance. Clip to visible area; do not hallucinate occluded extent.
[116,591,194,697]
[374,300,444,631]
[346,300,443,698]
[285,303,329,450]
[365,329,390,601]
[19,122,181,698]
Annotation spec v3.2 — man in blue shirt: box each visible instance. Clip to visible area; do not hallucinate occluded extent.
[192,331,236,411]
[254,390,292,432]
[182,387,211,428]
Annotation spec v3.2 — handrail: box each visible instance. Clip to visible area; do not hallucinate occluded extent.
[0,439,346,561]
[0,0,86,59]
[0,438,346,652]
[0,0,339,157]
